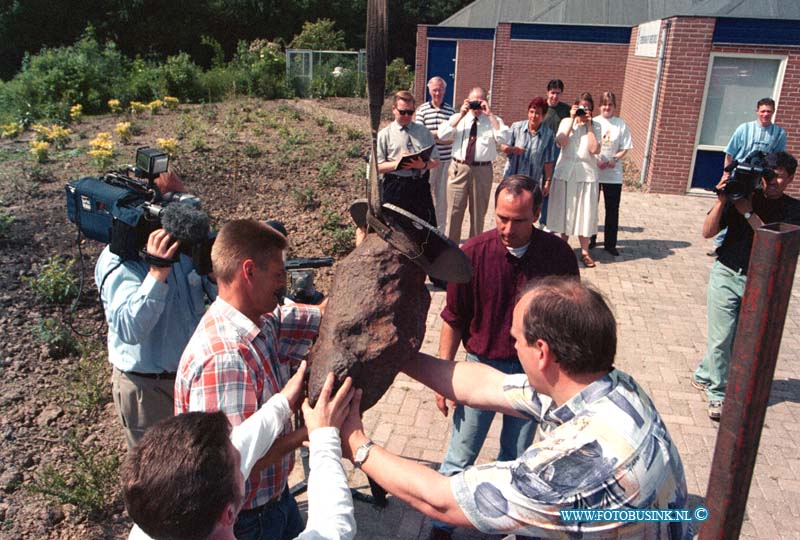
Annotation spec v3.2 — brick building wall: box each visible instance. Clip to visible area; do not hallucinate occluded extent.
[646,17,715,194]
[492,23,629,123]
[450,40,494,103]
[619,25,660,177]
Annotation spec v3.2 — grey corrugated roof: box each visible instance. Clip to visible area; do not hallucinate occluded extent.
[440,0,800,27]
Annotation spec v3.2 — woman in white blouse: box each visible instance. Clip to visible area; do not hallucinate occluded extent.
[548,92,602,268]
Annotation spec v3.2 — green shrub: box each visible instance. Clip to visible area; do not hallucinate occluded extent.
[116,57,161,104]
[291,187,319,210]
[346,144,362,158]
[309,70,366,98]
[231,40,287,99]
[243,143,261,158]
[198,66,239,102]
[23,256,78,304]
[29,430,119,516]
[318,159,341,185]
[70,345,111,411]
[346,127,364,141]
[0,27,131,123]
[160,52,204,102]
[0,209,13,237]
[33,318,78,359]
[385,57,414,94]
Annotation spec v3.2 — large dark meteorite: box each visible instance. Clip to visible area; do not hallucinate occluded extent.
[307,233,430,411]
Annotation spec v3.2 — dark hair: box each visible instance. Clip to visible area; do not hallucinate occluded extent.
[212,219,288,284]
[600,91,617,108]
[521,276,616,375]
[757,97,776,110]
[121,412,239,540]
[766,151,797,176]
[495,174,543,212]
[575,92,594,110]
[527,97,548,116]
[547,79,564,92]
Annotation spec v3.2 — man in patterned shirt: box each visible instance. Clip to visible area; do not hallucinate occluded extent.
[176,219,322,540]
[340,276,689,540]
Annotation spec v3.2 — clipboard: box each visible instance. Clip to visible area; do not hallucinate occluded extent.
[395,145,433,170]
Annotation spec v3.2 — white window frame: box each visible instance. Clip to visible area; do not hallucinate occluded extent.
[687,52,787,194]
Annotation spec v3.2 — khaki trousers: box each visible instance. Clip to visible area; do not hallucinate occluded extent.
[429,160,450,234]
[111,367,175,449]
[445,160,493,244]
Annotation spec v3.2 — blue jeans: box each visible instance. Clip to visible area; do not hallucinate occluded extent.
[234,487,304,540]
[694,260,746,402]
[433,354,538,532]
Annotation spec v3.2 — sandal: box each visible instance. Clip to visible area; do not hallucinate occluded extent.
[580,253,596,268]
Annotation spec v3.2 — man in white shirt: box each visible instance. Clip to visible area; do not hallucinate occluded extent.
[438,87,509,244]
[122,364,357,540]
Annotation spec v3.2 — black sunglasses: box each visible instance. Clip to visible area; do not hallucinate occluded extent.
[396,109,415,116]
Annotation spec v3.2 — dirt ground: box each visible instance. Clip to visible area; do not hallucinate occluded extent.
[0,97,377,540]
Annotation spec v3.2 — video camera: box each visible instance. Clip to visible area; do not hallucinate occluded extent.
[65,147,214,274]
[720,151,777,201]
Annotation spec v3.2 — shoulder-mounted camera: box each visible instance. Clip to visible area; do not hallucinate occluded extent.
[65,147,213,274]
[719,151,777,201]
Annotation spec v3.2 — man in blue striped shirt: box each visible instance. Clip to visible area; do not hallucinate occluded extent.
[710,97,786,252]
[416,77,456,237]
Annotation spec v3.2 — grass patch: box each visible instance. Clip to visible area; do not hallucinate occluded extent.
[291,187,319,210]
[33,318,79,359]
[29,430,119,517]
[23,256,78,305]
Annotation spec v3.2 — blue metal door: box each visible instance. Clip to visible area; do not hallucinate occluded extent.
[691,149,725,191]
[426,40,456,106]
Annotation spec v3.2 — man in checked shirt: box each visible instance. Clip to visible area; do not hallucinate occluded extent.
[176,219,322,540]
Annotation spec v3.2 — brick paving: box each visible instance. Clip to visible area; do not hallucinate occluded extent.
[291,183,800,537]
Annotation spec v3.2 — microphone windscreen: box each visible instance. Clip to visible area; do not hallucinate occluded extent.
[161,203,210,244]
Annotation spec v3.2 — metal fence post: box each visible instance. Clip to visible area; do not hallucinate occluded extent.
[700,222,800,540]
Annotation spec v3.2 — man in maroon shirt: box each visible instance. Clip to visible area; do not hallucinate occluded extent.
[430,174,579,540]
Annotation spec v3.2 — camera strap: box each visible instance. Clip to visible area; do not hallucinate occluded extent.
[140,250,174,268]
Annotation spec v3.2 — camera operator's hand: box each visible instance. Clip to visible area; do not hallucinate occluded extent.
[714,177,729,203]
[146,229,180,282]
[570,104,579,119]
[460,99,471,116]
[480,100,491,116]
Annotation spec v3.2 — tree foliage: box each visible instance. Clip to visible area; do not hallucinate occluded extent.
[0,0,475,81]
[290,19,347,50]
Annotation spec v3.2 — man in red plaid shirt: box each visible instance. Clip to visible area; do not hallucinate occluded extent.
[176,219,322,540]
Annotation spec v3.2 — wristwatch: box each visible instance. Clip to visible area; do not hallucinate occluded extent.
[354,440,375,469]
[743,211,753,220]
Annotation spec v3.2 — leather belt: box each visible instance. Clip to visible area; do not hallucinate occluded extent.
[384,172,429,180]
[453,158,491,167]
[126,370,177,380]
